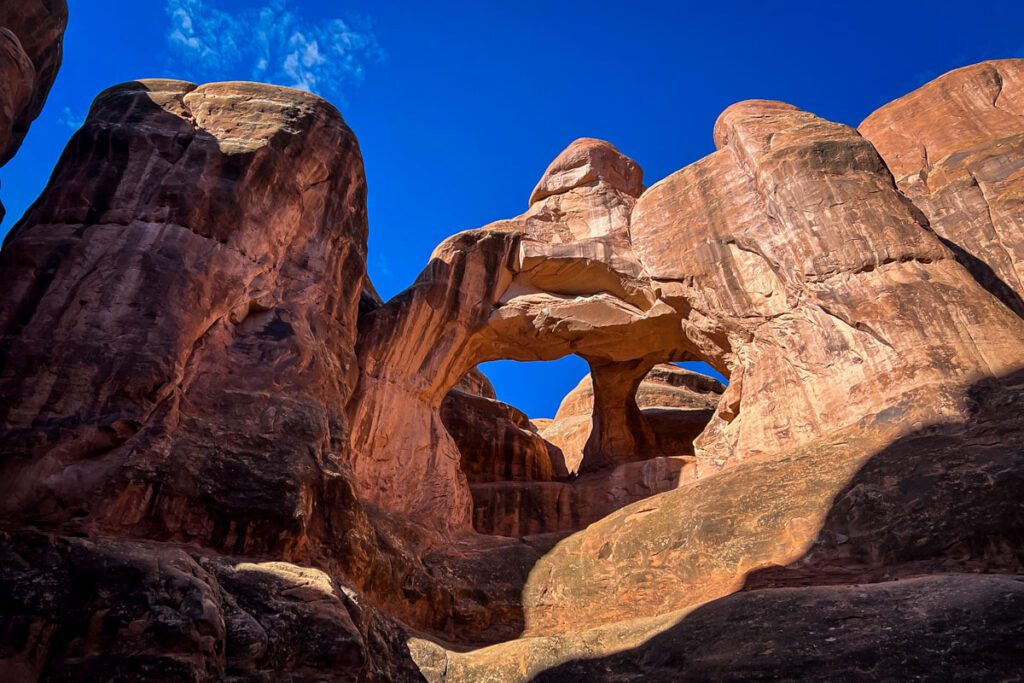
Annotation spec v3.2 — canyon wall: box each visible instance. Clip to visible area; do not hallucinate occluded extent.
[0,29,1023,681]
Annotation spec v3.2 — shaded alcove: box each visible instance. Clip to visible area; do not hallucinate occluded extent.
[440,357,726,537]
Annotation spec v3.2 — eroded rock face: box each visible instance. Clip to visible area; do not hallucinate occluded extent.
[0,530,423,682]
[441,363,720,537]
[633,99,1024,472]
[348,137,685,530]
[2,51,1024,682]
[0,76,524,659]
[860,59,1024,316]
[402,75,1024,679]
[453,367,497,399]
[0,79,375,566]
[470,455,695,537]
[440,389,562,483]
[0,0,67,218]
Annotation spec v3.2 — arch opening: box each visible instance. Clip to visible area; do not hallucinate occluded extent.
[441,357,726,537]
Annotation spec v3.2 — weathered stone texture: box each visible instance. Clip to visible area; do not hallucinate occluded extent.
[861,59,1024,316]
[0,79,375,566]
[1,51,1023,682]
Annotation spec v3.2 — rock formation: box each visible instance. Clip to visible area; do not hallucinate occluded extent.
[860,60,1024,317]
[540,363,723,473]
[347,136,687,532]
[1,25,1023,680]
[438,364,723,537]
[0,79,375,566]
[0,0,67,220]
[441,388,563,484]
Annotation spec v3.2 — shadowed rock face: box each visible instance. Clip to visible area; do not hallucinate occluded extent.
[441,389,561,484]
[418,573,1024,682]
[0,79,375,566]
[0,0,67,219]
[1,50,1024,681]
[0,530,424,682]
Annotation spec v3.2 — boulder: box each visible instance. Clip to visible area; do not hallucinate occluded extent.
[0,530,423,682]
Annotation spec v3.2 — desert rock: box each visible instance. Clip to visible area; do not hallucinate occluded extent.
[1,49,1023,682]
[860,59,1024,316]
[0,79,375,566]
[0,0,67,219]
[540,363,723,473]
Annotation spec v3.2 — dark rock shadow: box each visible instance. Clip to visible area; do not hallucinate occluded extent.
[939,236,1024,318]
[529,368,1024,681]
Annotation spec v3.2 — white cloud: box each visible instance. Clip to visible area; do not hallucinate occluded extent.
[58,107,85,130]
[164,0,382,97]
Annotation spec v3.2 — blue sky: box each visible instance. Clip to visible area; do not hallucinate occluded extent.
[2,0,1022,416]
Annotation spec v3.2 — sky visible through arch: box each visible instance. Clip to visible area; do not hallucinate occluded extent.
[2,0,1022,416]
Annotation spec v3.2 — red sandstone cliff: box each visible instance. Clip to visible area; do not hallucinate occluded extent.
[0,19,1022,678]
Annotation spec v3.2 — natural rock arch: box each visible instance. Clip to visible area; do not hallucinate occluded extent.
[1,39,1024,678]
[346,102,1024,532]
[439,359,725,537]
[346,138,708,530]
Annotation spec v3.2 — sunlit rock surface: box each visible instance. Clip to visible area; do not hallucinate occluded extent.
[1,46,1024,681]
[860,59,1024,317]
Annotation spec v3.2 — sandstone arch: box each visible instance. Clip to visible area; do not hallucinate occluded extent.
[347,138,703,529]
[1,48,1024,679]
[348,99,1024,531]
